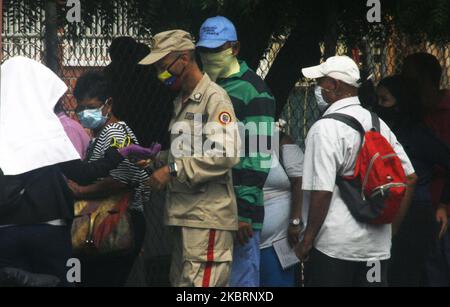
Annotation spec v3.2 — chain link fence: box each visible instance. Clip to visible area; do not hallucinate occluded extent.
[260,33,450,150]
[2,1,174,148]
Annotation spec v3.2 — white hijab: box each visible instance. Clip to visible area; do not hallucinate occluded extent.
[0,56,80,176]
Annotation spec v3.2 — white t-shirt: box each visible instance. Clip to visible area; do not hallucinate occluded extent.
[261,145,304,249]
[302,97,415,262]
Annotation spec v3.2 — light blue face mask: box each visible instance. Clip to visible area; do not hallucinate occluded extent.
[314,86,329,112]
[77,105,108,130]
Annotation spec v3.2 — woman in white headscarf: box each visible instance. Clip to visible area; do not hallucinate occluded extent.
[0,57,156,285]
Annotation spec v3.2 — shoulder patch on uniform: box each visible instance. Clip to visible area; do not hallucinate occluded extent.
[218,111,232,125]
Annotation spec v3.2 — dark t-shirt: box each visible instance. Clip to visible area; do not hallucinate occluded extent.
[396,124,450,207]
[424,90,450,211]
[0,149,123,226]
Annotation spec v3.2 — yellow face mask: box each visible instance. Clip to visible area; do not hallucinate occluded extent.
[200,48,240,82]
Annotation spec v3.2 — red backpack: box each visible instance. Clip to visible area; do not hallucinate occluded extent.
[322,112,407,225]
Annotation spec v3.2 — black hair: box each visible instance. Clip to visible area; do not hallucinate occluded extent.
[135,43,151,63]
[73,71,110,103]
[108,37,150,65]
[402,53,442,89]
[53,99,65,114]
[377,75,424,126]
[357,70,378,110]
[109,37,138,62]
[103,38,174,148]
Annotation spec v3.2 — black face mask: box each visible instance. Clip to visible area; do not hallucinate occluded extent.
[374,105,401,129]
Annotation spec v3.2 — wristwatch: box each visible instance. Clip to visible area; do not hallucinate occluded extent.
[168,162,178,177]
[289,218,302,227]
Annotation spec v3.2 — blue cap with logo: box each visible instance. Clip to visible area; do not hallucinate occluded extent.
[196,16,238,49]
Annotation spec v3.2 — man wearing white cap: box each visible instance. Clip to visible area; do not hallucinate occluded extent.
[297,56,417,287]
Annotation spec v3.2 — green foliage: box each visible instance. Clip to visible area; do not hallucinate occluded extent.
[394,0,450,43]
[2,0,448,66]
[4,0,449,43]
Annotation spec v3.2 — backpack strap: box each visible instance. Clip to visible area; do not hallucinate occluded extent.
[321,113,366,143]
[370,112,381,132]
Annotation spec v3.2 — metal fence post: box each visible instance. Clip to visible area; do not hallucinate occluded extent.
[44,0,59,73]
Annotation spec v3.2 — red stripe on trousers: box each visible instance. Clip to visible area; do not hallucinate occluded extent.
[202,229,216,288]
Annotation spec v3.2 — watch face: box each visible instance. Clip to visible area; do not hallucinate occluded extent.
[291,219,301,226]
[169,163,178,177]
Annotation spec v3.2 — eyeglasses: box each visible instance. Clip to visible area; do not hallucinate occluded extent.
[163,55,183,73]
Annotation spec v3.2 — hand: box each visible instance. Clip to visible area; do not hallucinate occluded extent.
[147,166,171,191]
[67,180,83,198]
[436,205,448,240]
[287,224,302,248]
[296,240,313,262]
[136,159,153,170]
[237,221,254,246]
[118,143,161,160]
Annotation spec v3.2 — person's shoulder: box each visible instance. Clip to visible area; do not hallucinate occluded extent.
[305,123,328,146]
[105,121,134,131]
[208,80,228,95]
[239,69,273,96]
[221,68,273,98]
[115,121,135,133]
[310,116,337,134]
[101,122,121,133]
[59,115,82,131]
[98,122,130,139]
[306,116,347,147]
[207,82,234,107]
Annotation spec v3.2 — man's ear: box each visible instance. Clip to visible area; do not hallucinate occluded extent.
[181,53,190,65]
[232,41,241,57]
[331,79,340,91]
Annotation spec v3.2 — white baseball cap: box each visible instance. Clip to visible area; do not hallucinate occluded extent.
[302,56,361,87]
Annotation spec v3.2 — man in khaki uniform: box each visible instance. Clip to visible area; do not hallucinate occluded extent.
[138,30,240,287]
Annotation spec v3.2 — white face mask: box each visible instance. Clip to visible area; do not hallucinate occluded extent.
[314,86,329,112]
[200,48,240,82]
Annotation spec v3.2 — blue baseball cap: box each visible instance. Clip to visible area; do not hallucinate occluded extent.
[197,16,238,49]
